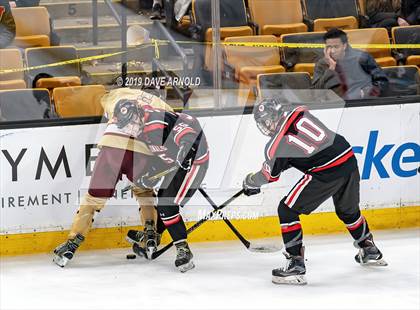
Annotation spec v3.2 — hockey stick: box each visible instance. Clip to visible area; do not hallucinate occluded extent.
[198,187,281,253]
[122,166,178,193]
[150,189,244,259]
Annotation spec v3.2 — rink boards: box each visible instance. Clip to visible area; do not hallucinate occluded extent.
[1,103,419,255]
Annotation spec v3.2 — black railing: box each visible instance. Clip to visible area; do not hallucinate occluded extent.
[92,0,128,86]
[154,21,188,77]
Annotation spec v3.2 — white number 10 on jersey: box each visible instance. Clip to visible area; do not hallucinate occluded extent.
[286,117,327,155]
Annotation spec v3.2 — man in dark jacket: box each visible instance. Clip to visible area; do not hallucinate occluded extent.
[0,0,16,48]
[312,28,389,100]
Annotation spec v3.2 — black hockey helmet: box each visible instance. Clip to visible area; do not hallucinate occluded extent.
[253,98,284,136]
[113,99,143,129]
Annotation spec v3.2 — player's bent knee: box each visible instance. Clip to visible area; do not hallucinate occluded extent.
[277,199,300,222]
[336,209,361,225]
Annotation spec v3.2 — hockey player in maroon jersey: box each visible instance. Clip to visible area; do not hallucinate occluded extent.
[243,98,387,285]
[113,100,209,272]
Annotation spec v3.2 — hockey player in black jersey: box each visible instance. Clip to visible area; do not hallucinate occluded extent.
[113,99,209,272]
[243,98,387,285]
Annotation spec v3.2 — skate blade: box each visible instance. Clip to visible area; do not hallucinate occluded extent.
[361,259,388,267]
[177,261,195,273]
[146,246,157,260]
[272,275,307,285]
[53,255,69,268]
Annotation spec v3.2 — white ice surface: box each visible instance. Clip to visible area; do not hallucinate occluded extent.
[1,229,419,310]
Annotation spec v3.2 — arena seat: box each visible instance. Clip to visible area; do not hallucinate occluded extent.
[301,0,359,31]
[0,88,52,122]
[52,85,106,118]
[392,26,420,67]
[247,0,307,36]
[224,35,285,103]
[257,72,311,98]
[25,46,82,90]
[0,49,26,90]
[280,31,325,75]
[11,7,50,48]
[191,0,253,70]
[345,28,397,67]
[381,66,420,97]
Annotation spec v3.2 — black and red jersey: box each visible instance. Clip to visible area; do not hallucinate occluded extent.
[138,106,209,166]
[253,106,357,185]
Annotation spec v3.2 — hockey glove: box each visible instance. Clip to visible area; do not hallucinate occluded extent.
[134,167,160,189]
[243,173,261,196]
[176,141,195,171]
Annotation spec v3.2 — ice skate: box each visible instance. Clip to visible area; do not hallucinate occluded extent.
[53,234,84,267]
[175,241,195,273]
[126,221,161,259]
[355,235,387,266]
[272,252,307,285]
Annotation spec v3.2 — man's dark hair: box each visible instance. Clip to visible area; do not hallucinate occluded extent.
[323,28,348,44]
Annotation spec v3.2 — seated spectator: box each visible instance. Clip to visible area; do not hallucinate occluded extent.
[173,0,191,22]
[366,0,410,31]
[401,0,420,24]
[146,0,191,21]
[312,28,389,100]
[0,0,15,48]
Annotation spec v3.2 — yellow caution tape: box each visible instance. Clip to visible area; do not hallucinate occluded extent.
[0,51,125,74]
[0,43,156,75]
[0,39,419,75]
[169,40,420,49]
[153,39,160,60]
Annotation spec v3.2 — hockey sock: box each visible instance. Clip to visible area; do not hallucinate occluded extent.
[343,212,371,246]
[132,186,157,226]
[156,214,167,235]
[158,206,187,242]
[164,216,187,242]
[278,200,303,256]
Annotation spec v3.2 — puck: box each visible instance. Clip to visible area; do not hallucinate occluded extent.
[126,254,137,260]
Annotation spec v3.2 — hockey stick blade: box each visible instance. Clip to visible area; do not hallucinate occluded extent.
[199,188,282,254]
[151,190,245,260]
[248,243,282,253]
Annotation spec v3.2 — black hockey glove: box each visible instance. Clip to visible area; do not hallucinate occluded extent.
[176,141,195,171]
[242,173,261,196]
[134,167,160,189]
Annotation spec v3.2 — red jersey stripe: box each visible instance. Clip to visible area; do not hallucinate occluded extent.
[174,127,196,145]
[143,123,166,133]
[311,150,355,173]
[267,107,305,160]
